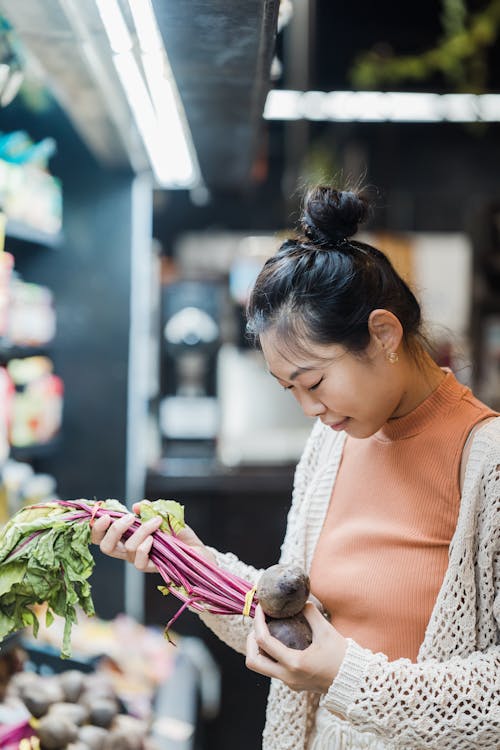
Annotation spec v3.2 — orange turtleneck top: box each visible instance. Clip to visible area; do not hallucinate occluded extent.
[309,371,497,662]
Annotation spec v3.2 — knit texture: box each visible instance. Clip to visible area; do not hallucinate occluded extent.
[198,416,500,749]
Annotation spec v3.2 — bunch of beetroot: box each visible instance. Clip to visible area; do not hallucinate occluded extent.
[0,497,313,657]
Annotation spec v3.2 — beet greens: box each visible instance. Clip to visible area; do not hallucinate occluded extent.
[0,498,256,658]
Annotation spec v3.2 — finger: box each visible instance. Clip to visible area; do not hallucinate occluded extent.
[132,500,150,514]
[302,601,333,634]
[253,605,305,663]
[307,592,325,613]
[245,629,289,681]
[124,516,162,555]
[176,526,201,546]
[99,514,136,555]
[302,602,348,668]
[90,515,112,544]
[134,535,155,571]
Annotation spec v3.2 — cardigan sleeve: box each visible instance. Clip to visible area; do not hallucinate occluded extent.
[320,424,500,749]
[322,642,500,749]
[195,421,323,655]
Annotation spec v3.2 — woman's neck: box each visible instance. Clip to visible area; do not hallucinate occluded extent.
[391,350,446,419]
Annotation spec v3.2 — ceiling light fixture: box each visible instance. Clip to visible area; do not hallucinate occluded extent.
[94,0,199,188]
[127,0,199,188]
[264,89,500,123]
[93,0,132,54]
[126,0,163,53]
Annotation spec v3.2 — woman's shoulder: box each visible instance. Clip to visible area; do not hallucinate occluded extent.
[463,416,500,495]
[470,415,500,450]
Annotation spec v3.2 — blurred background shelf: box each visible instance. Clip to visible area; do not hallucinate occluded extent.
[0,344,50,363]
[5,219,63,249]
[10,436,61,462]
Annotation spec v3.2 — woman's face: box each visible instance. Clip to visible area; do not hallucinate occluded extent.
[260,330,407,439]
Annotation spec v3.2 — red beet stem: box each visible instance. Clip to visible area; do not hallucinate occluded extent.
[52,501,258,626]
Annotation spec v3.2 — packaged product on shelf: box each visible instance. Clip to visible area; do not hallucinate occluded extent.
[0,251,14,337]
[7,277,56,348]
[7,356,64,447]
[0,367,13,472]
[22,473,57,506]
[0,154,63,237]
[0,460,32,522]
[0,459,57,522]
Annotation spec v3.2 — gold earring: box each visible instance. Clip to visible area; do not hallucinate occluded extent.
[387,351,399,364]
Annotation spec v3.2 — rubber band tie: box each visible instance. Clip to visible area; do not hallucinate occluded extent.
[89,501,104,528]
[243,585,257,617]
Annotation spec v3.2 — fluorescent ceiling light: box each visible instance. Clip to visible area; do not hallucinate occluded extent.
[140,53,198,186]
[479,95,500,121]
[94,0,200,188]
[383,93,442,122]
[94,0,133,54]
[264,89,302,119]
[127,0,199,187]
[264,89,500,123]
[126,0,163,52]
[441,94,479,122]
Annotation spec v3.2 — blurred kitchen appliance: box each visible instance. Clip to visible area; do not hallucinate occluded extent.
[160,280,224,464]
[217,344,311,466]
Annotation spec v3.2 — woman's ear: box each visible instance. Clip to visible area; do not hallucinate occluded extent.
[368,309,403,357]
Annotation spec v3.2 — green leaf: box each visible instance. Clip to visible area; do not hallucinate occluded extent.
[0,611,15,640]
[158,583,189,599]
[0,499,102,657]
[0,561,26,596]
[137,499,185,535]
[0,497,185,659]
[99,498,129,514]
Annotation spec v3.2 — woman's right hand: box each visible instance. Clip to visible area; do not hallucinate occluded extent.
[91,503,216,572]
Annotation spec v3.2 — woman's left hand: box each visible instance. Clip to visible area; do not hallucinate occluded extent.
[246,602,348,694]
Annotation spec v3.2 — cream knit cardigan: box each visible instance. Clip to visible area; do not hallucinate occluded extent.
[199,417,500,749]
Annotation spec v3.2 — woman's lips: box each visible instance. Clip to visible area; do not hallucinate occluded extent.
[332,419,349,431]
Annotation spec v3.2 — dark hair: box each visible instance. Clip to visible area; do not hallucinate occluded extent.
[246,185,423,358]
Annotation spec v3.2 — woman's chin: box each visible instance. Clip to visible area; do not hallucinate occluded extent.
[344,421,379,439]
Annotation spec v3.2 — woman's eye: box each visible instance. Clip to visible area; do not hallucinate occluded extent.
[282,384,293,391]
[308,378,324,392]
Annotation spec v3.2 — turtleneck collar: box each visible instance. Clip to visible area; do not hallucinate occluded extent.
[374,370,467,442]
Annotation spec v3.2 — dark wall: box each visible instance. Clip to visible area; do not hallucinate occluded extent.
[153,118,500,253]
[295,119,500,236]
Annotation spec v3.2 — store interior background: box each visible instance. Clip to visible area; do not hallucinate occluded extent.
[0,1,500,748]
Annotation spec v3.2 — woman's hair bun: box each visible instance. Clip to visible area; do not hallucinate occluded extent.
[301,186,370,245]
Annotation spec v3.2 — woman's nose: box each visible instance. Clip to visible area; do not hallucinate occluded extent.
[299,392,326,418]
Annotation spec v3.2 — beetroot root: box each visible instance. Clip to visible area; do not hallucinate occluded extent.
[266,612,313,650]
[256,564,310,619]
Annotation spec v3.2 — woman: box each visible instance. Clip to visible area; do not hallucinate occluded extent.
[92,186,500,749]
